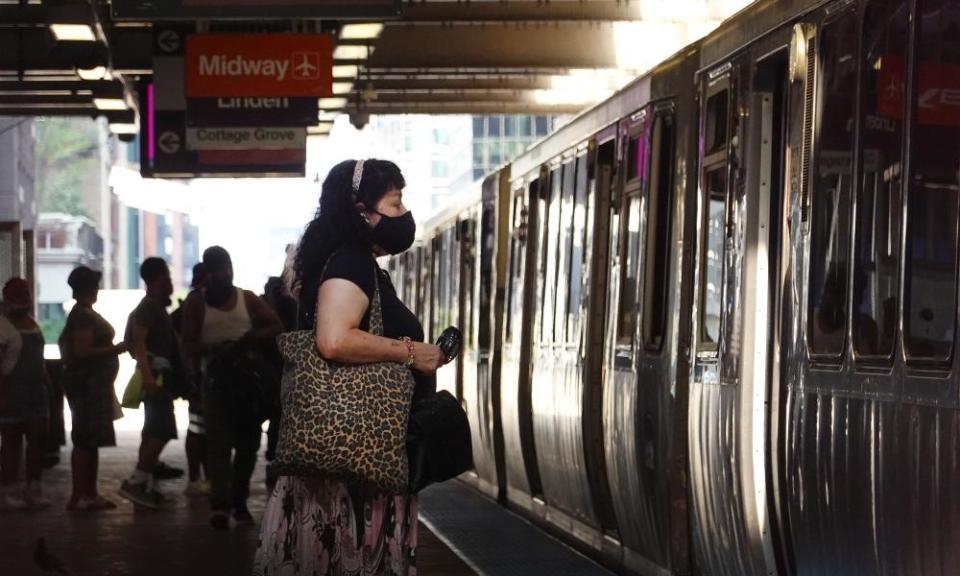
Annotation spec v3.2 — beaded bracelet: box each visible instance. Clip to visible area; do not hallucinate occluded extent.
[400,337,415,368]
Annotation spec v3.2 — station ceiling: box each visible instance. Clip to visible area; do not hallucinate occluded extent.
[0,0,734,131]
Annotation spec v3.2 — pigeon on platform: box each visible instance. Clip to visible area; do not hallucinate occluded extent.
[34,537,69,574]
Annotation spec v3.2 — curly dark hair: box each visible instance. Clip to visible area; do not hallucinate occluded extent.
[294,158,406,322]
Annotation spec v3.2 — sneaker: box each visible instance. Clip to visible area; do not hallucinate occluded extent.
[152,462,185,481]
[233,506,254,524]
[24,484,51,510]
[0,492,28,512]
[184,480,211,496]
[210,510,230,530]
[119,480,160,510]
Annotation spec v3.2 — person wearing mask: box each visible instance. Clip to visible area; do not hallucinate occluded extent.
[0,278,51,510]
[254,159,446,575]
[59,266,126,511]
[119,258,180,509]
[181,247,282,529]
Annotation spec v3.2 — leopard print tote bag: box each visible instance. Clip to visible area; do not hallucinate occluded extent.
[270,271,415,493]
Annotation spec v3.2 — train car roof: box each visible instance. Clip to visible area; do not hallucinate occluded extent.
[417,174,485,239]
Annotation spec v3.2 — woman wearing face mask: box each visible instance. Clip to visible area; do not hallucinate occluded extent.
[254,159,446,576]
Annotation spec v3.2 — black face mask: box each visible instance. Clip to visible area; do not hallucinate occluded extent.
[205,279,234,308]
[369,211,416,255]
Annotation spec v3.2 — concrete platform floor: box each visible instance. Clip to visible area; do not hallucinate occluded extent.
[0,430,475,576]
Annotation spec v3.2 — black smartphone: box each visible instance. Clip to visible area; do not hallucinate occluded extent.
[436,326,463,362]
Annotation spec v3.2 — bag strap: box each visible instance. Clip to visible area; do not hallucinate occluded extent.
[369,268,384,336]
[316,248,386,337]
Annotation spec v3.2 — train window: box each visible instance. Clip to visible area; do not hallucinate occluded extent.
[567,155,589,341]
[555,160,575,340]
[505,195,522,341]
[479,206,495,349]
[705,89,729,155]
[852,0,908,359]
[540,167,561,342]
[903,0,960,363]
[701,166,727,348]
[462,220,476,348]
[807,10,857,358]
[642,112,676,351]
[626,134,642,181]
[617,193,643,345]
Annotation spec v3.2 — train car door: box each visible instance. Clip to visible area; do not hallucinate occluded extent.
[461,173,504,499]
[688,60,768,576]
[500,173,545,509]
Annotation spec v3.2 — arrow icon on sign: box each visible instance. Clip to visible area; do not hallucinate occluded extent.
[158,131,181,155]
[157,29,181,54]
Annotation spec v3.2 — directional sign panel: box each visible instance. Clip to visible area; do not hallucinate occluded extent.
[186,127,307,151]
[141,85,305,178]
[114,0,400,20]
[186,34,333,98]
[187,97,318,127]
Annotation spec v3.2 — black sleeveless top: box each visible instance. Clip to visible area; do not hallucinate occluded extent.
[299,242,434,401]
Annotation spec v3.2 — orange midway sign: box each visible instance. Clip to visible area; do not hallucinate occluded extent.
[186,34,333,97]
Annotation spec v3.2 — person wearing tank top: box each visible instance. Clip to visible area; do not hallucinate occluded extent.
[181,246,282,530]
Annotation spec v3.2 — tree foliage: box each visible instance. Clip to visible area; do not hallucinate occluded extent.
[35,117,101,217]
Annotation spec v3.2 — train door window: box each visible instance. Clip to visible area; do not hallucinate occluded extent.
[642,110,676,351]
[852,0,908,359]
[617,193,643,345]
[505,193,523,341]
[807,9,858,358]
[699,82,731,352]
[462,219,477,348]
[431,237,443,341]
[626,134,642,181]
[567,154,589,341]
[541,166,562,342]
[479,206,495,349]
[555,159,575,340]
[903,0,960,363]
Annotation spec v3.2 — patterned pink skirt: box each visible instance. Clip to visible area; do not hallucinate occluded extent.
[254,476,418,576]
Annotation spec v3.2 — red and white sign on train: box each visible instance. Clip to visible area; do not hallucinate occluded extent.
[185,34,333,98]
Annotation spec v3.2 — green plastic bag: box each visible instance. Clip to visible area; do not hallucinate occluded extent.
[121,370,163,409]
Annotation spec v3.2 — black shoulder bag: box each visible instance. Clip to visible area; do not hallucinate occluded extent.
[406,327,473,493]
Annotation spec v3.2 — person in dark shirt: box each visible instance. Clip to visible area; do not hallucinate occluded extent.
[59,266,126,512]
[119,258,179,509]
[254,159,446,575]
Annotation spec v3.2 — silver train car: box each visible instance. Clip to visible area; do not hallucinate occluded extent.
[388,0,960,573]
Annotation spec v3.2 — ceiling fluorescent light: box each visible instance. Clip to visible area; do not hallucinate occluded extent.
[332,82,353,95]
[332,65,359,79]
[109,123,138,135]
[50,24,96,42]
[333,45,371,60]
[318,111,339,122]
[318,97,347,109]
[94,98,127,111]
[340,23,384,40]
[77,66,107,81]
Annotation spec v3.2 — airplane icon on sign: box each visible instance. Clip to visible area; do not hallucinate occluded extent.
[293,52,320,80]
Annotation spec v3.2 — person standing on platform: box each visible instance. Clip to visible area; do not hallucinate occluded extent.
[176,263,209,496]
[59,266,126,512]
[0,278,51,511]
[254,159,446,576]
[260,275,296,492]
[181,247,282,529]
[119,258,179,510]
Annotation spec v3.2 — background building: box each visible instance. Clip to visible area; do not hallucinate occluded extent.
[0,117,38,301]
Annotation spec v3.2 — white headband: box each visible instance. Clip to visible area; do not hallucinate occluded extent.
[352,159,365,198]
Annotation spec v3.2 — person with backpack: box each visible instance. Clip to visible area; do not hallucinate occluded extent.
[181,247,282,529]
